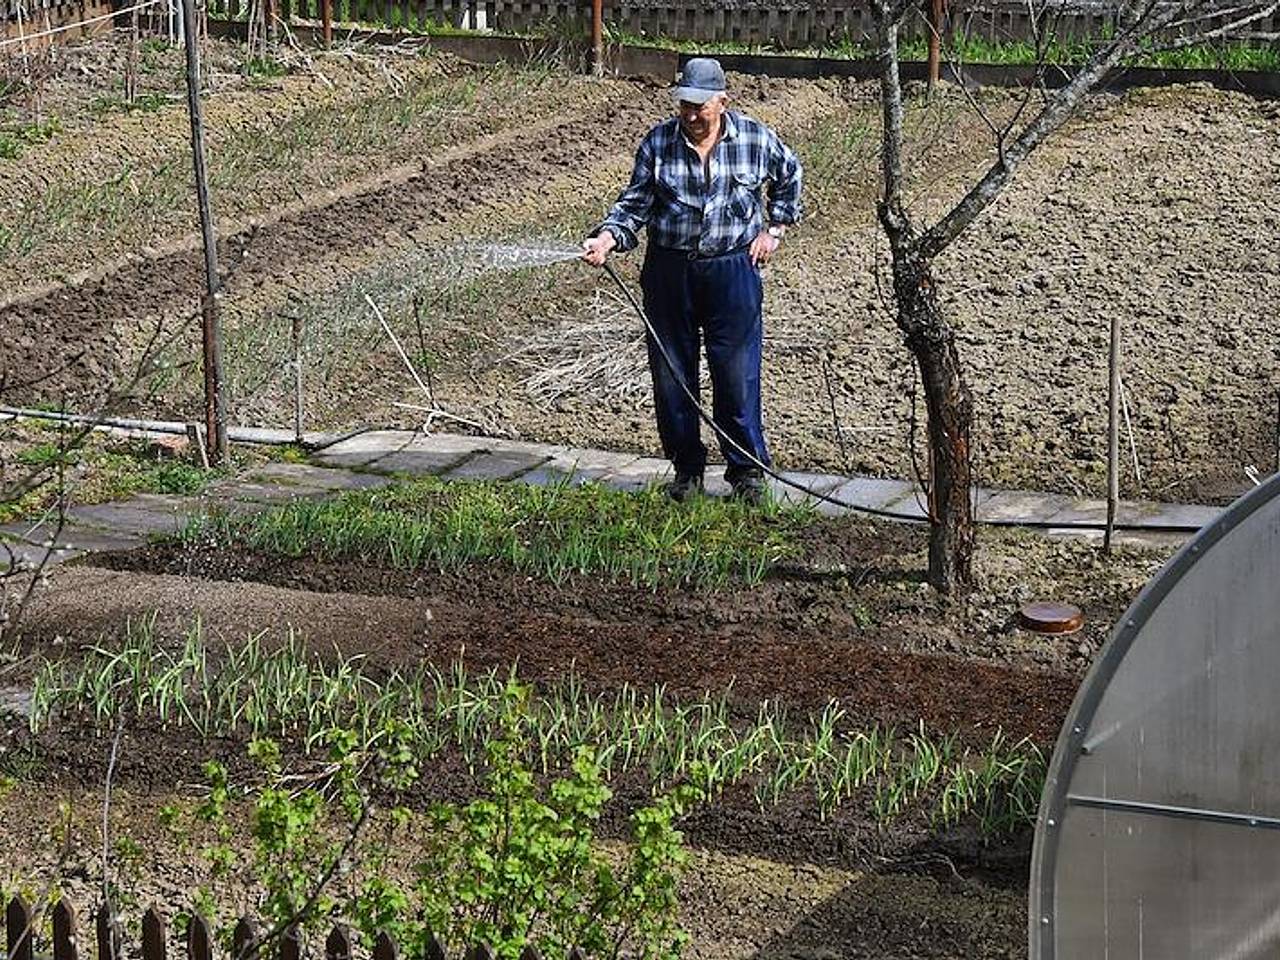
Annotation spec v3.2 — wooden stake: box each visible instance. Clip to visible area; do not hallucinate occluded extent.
[1104,310,1120,553]
[927,0,945,91]
[591,0,604,77]
[322,0,332,46]
[181,0,228,465]
[292,313,304,444]
[125,2,139,104]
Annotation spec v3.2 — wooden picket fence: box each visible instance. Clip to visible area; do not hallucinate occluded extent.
[3,896,586,960]
[199,0,1280,50]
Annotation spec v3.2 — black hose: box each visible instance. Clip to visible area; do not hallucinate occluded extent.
[601,262,1207,534]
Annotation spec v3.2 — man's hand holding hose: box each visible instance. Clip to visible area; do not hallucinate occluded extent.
[581,231,617,267]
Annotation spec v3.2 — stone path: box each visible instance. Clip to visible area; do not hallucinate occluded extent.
[0,428,1223,572]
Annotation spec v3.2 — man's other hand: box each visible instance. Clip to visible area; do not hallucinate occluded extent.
[749,231,780,267]
[581,232,618,267]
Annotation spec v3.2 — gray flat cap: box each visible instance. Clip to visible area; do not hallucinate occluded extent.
[672,57,726,104]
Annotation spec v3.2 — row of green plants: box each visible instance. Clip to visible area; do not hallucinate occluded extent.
[604,23,1280,71]
[28,618,1047,834]
[0,56,551,270]
[176,475,809,589]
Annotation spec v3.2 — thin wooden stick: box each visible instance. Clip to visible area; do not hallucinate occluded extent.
[1104,310,1120,553]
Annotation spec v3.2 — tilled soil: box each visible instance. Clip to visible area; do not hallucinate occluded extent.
[3,39,1277,504]
[20,513,1174,742]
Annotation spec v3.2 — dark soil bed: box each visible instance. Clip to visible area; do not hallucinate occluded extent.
[85,539,1082,744]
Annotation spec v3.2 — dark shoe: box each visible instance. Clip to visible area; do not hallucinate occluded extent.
[666,472,704,503]
[729,470,768,506]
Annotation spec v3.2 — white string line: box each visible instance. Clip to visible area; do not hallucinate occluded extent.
[0,0,164,49]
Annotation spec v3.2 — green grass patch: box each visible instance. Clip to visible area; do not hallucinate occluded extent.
[88,92,172,117]
[0,116,61,161]
[179,475,807,589]
[29,619,1048,834]
[1,432,214,523]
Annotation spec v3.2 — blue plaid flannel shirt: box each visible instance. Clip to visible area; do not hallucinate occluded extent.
[597,110,803,257]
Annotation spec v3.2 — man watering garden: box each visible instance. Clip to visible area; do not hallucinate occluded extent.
[582,57,803,505]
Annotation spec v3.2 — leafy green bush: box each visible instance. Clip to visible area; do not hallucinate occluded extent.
[192,680,695,960]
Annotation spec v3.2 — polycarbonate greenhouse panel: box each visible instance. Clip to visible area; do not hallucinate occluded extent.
[1030,473,1280,960]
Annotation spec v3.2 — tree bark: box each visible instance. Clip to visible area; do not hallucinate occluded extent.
[889,242,975,593]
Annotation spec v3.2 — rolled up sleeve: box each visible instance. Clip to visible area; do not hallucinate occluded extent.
[595,136,656,253]
[765,132,803,226]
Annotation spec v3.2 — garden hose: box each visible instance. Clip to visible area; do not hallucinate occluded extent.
[600,262,1206,533]
[603,261,933,522]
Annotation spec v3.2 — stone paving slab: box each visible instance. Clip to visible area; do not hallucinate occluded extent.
[519,466,577,488]
[248,463,393,492]
[1116,501,1221,529]
[202,480,331,505]
[816,478,916,517]
[68,494,204,537]
[0,537,84,573]
[597,457,672,492]
[976,489,1070,524]
[312,430,422,468]
[769,471,847,508]
[545,448,642,482]
[881,488,930,521]
[0,522,144,554]
[443,450,552,482]
[1044,497,1110,526]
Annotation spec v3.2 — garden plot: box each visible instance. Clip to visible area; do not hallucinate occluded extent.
[3,37,1278,505]
[0,468,1174,958]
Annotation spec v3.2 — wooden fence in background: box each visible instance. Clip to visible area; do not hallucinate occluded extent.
[204,0,1280,49]
[4,896,582,960]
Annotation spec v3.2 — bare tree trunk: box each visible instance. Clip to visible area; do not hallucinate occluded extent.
[889,245,975,592]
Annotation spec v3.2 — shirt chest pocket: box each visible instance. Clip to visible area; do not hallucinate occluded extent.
[654,161,701,210]
[727,172,763,220]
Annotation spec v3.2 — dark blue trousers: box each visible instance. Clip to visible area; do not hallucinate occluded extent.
[640,245,770,483]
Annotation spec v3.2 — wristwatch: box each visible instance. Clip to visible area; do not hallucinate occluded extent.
[767,224,786,240]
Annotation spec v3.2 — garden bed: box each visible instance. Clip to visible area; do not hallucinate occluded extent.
[0,476,1176,957]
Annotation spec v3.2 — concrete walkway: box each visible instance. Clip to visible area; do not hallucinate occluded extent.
[0,428,1223,572]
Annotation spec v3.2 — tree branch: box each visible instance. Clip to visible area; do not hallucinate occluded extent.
[919,6,1163,257]
[875,7,912,249]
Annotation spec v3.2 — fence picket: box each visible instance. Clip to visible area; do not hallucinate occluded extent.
[233,916,258,960]
[280,924,302,960]
[373,930,399,960]
[142,907,166,960]
[186,913,213,960]
[0,891,597,960]
[52,899,78,960]
[7,895,33,960]
[96,902,123,960]
[325,925,354,960]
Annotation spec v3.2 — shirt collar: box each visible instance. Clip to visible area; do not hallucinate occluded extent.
[721,111,739,142]
[675,111,739,149]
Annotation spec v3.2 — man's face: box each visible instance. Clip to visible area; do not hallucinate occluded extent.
[678,95,726,141]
